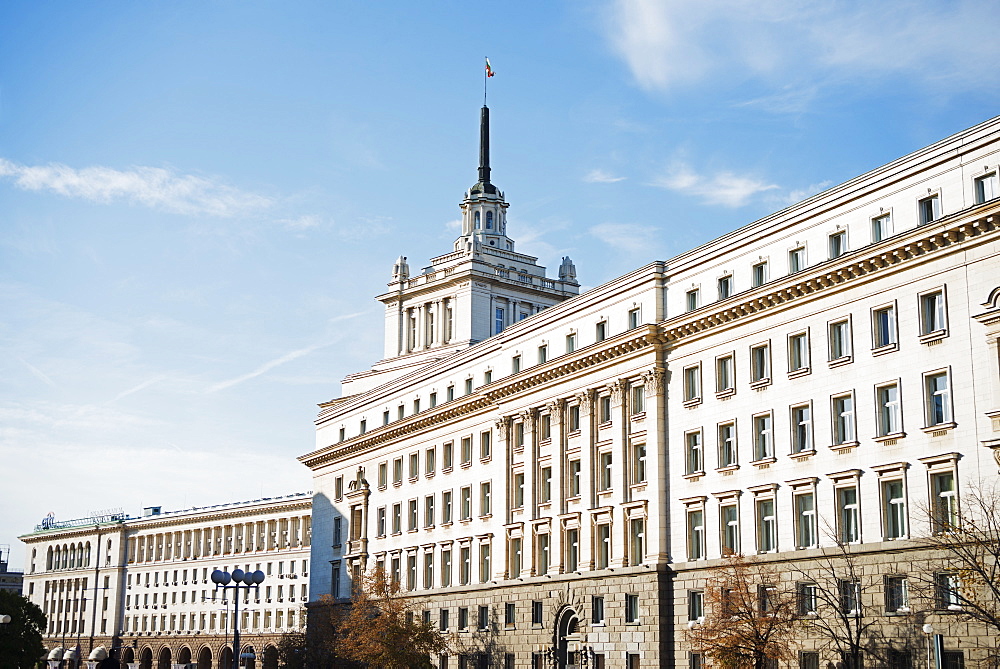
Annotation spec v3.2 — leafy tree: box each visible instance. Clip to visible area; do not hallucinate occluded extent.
[333,568,449,669]
[687,554,800,669]
[0,590,46,669]
[276,631,307,669]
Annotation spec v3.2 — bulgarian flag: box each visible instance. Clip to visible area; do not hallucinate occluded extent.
[485,57,495,77]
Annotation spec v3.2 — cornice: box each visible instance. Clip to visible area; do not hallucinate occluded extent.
[125,499,313,533]
[660,204,999,345]
[20,522,126,544]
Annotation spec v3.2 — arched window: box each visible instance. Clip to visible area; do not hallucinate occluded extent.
[486,211,493,229]
[46,547,53,571]
[474,211,481,229]
[85,542,91,567]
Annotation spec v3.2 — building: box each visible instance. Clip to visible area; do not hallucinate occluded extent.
[302,107,1000,669]
[19,493,312,669]
[0,544,25,594]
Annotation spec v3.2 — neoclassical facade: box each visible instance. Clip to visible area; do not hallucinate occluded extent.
[20,493,311,669]
[303,109,1000,669]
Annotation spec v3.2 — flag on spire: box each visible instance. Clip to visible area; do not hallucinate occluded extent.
[485,57,495,78]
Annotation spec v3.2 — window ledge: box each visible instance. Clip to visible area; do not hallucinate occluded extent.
[425,472,435,479]
[459,518,473,525]
[919,330,948,344]
[922,422,957,435]
[750,378,771,389]
[460,461,472,470]
[683,471,706,480]
[683,398,702,408]
[377,485,387,492]
[441,521,453,527]
[788,367,811,379]
[715,388,736,400]
[567,429,582,438]
[566,495,582,502]
[716,464,740,473]
[392,482,403,488]
[479,514,492,520]
[630,483,648,493]
[750,457,777,468]
[631,412,646,421]
[598,421,613,429]
[872,343,899,357]
[539,437,552,446]
[408,476,418,483]
[789,449,816,460]
[828,356,853,368]
[830,440,860,452]
[480,456,492,464]
[442,466,453,474]
[874,432,906,444]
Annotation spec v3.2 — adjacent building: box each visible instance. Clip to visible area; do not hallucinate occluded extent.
[0,544,25,594]
[19,493,311,669]
[302,109,1000,668]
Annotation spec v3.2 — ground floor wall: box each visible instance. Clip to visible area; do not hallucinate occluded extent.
[42,632,291,669]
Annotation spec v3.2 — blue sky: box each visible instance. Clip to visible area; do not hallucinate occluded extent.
[2,0,998,564]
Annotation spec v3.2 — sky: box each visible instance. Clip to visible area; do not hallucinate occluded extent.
[2,0,999,567]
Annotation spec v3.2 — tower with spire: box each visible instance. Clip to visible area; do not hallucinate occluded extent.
[343,105,581,395]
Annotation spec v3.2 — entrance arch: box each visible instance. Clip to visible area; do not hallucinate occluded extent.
[177,647,192,665]
[261,646,278,669]
[196,647,212,669]
[156,646,171,669]
[219,646,233,669]
[121,647,135,665]
[139,647,153,669]
[554,606,582,669]
[241,644,256,669]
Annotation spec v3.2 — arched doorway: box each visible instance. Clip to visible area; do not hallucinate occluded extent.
[139,647,153,669]
[121,647,136,665]
[554,606,581,669]
[261,646,279,669]
[177,647,192,666]
[196,647,212,669]
[219,646,233,669]
[241,644,256,669]
[157,646,171,669]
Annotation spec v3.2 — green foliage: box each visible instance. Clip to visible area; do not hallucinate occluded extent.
[0,590,46,669]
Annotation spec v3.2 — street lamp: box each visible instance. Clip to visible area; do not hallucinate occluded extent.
[212,568,265,669]
[922,623,935,669]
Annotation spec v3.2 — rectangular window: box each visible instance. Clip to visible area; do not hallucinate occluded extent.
[683,365,702,402]
[565,529,580,572]
[538,345,548,364]
[690,654,705,669]
[596,320,607,342]
[443,441,453,469]
[461,437,472,465]
[441,550,452,587]
[333,517,342,545]
[480,431,491,459]
[625,594,639,623]
[751,343,770,383]
[631,384,644,414]
[756,498,777,552]
[753,413,773,460]
[513,472,525,508]
[512,355,521,373]
[407,554,417,591]
[788,332,809,372]
[408,500,418,531]
[509,537,522,577]
[630,517,646,566]
[409,453,419,479]
[721,504,739,555]
[569,404,580,431]
[883,479,907,540]
[975,171,998,203]
[504,602,515,627]
[540,414,551,440]
[536,533,550,574]
[429,392,437,407]
[460,487,472,520]
[791,404,813,453]
[688,590,705,620]
[798,583,818,615]
[568,459,581,497]
[599,395,612,423]
[598,452,613,491]
[829,320,851,361]
[718,422,736,468]
[378,462,387,488]
[795,493,817,549]
[464,378,473,395]
[716,355,735,393]
[935,572,961,609]
[484,370,491,384]
[885,575,910,613]
[425,495,435,528]
[383,409,390,426]
[495,307,505,334]
[391,503,401,534]
[424,552,434,589]
[687,509,705,560]
[839,579,860,615]
[479,544,491,583]
[789,246,805,273]
[628,308,641,329]
[460,547,471,585]
[566,333,576,353]
[837,486,860,543]
[426,447,436,475]
[632,444,647,484]
[447,385,455,401]
[539,466,553,503]
[877,383,902,436]
[596,523,611,569]
[919,195,940,225]
[931,471,958,532]
[685,431,703,475]
[832,394,855,445]
[458,607,469,630]
[924,371,952,426]
[718,275,733,300]
[440,608,450,631]
[920,290,947,335]
[480,482,491,516]
[872,214,891,242]
[686,289,700,311]
[442,491,453,524]
[829,230,847,259]
[531,600,543,625]
[752,261,768,287]
[377,507,386,537]
[592,596,605,624]
[413,398,421,414]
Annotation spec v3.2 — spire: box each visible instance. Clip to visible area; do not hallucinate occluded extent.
[478,105,491,185]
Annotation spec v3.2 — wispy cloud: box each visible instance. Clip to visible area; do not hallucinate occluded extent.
[650,161,778,208]
[17,357,56,387]
[205,344,328,393]
[779,180,834,207]
[589,222,659,255]
[583,169,627,184]
[112,375,167,402]
[0,158,273,217]
[606,0,1000,103]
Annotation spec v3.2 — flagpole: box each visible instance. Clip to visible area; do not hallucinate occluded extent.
[483,57,488,106]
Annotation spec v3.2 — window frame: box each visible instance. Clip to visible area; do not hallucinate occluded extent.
[750,341,771,386]
[752,412,774,462]
[974,170,998,204]
[918,193,941,225]
[828,317,853,364]
[923,368,954,429]
[875,381,904,438]
[684,430,704,476]
[717,274,734,300]
[790,402,814,455]
[683,364,702,405]
[787,330,811,376]
[752,260,768,288]
[831,392,857,448]
[871,212,892,243]
[828,229,848,259]
[717,421,737,469]
[788,245,806,274]
[754,495,777,553]
[918,287,949,340]
[715,353,736,396]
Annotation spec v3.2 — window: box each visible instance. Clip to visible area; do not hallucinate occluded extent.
[687,509,705,560]
[625,594,640,623]
[531,600,543,625]
[829,319,851,361]
[391,503,402,534]
[495,307,505,334]
[885,575,910,613]
[539,466,553,503]
[408,500,418,531]
[479,544,491,582]
[359,419,367,434]
[685,431,703,474]
[568,404,580,431]
[537,345,548,364]
[596,320,607,342]
[791,404,813,453]
[599,395,612,423]
[514,422,525,448]
[888,651,913,669]
[591,596,605,624]
[480,431,491,459]
[920,290,947,336]
[877,383,902,436]
[788,332,809,373]
[458,606,469,630]
[459,547,471,585]
[426,447,436,475]
[839,579,861,615]
[568,459,582,497]
[429,392,437,407]
[930,471,958,532]
[801,653,820,669]
[872,214,891,242]
[975,171,998,203]
[424,552,434,589]
[460,487,472,520]
[565,528,580,572]
[882,479,907,539]
[832,394,855,445]
[509,537,522,577]
[407,554,417,590]
[837,486,860,543]
[566,333,576,353]
[752,261,768,287]
[753,413,773,460]
[716,355,735,393]
[924,371,952,426]
[511,355,521,373]
[690,654,705,669]
[598,452,613,491]
[789,246,805,273]
[378,462,387,488]
[483,370,491,384]
[797,583,818,615]
[443,441,454,469]
[631,384,644,415]
[442,490,453,523]
[441,549,452,586]
[512,473,524,508]
[751,343,770,383]
[504,602,515,627]
[377,507,386,537]
[333,517,342,545]
[718,275,733,300]
[382,409,390,426]
[829,230,847,259]
[628,307,641,329]
[464,378,473,395]
[935,572,961,609]
[536,533,550,574]
[425,495,435,528]
[688,590,705,620]
[686,289,700,311]
[756,498,776,552]
[413,398,421,414]
[409,453,419,479]
[440,608,450,631]
[480,482,491,516]
[795,493,817,549]
[595,523,611,569]
[721,503,739,555]
[919,194,940,225]
[632,444,647,484]
[461,437,472,465]
[539,414,551,440]
[683,365,702,402]
[718,422,737,468]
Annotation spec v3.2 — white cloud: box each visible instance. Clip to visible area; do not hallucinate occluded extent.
[584,168,627,183]
[650,161,779,208]
[589,222,660,255]
[205,344,328,393]
[780,180,834,207]
[606,0,1000,101]
[0,158,273,217]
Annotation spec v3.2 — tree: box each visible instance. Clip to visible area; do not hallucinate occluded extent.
[333,569,449,669]
[687,554,800,669]
[0,590,46,669]
[276,631,307,669]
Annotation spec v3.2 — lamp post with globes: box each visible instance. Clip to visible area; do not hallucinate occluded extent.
[212,568,265,669]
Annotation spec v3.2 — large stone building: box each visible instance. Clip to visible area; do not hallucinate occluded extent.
[19,493,311,668]
[1,544,25,594]
[302,108,1000,669]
